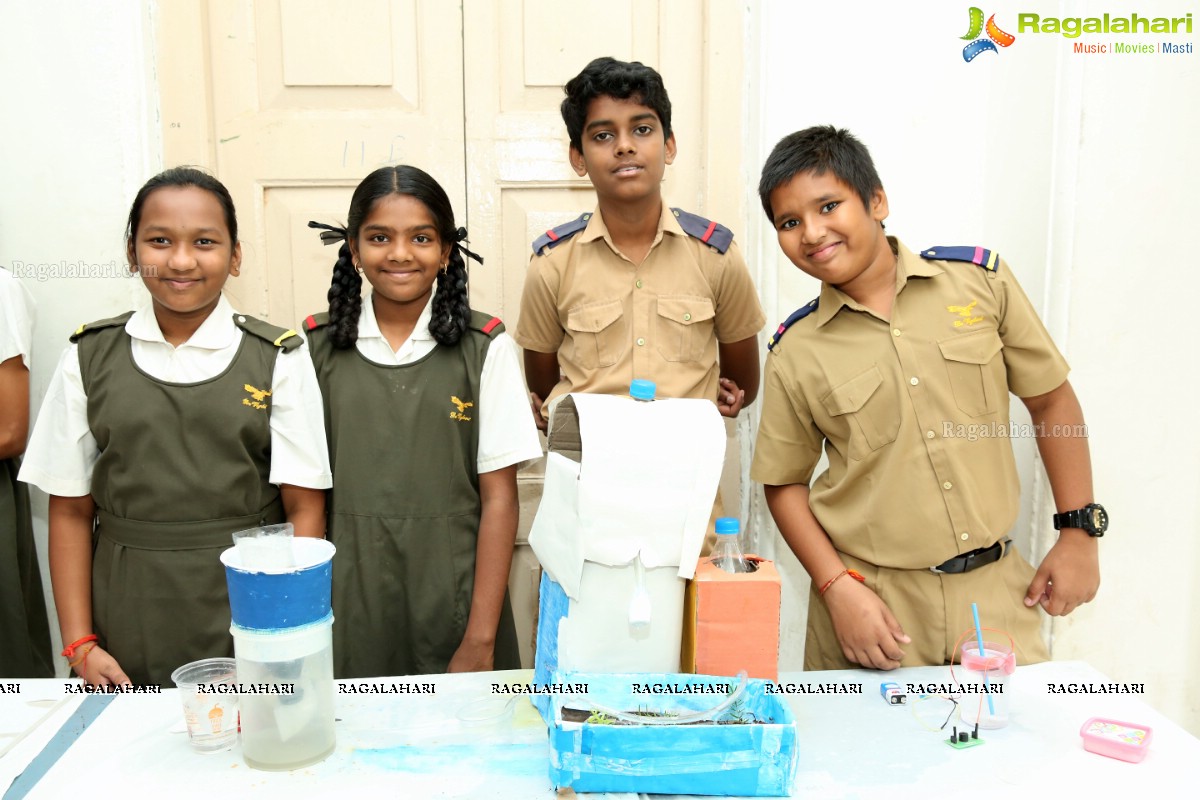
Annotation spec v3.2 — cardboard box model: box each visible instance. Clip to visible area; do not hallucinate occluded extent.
[683,556,782,682]
[528,393,726,712]
[546,672,799,796]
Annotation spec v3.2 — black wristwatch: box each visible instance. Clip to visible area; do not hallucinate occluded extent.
[1053,503,1109,537]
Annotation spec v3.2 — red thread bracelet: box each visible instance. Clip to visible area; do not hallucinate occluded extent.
[819,568,866,597]
[61,634,98,659]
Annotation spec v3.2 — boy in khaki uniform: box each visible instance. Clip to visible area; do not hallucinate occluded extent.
[516,58,765,426]
[751,127,1105,670]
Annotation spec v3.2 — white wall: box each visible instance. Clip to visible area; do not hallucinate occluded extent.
[745,0,1200,734]
[0,1,160,669]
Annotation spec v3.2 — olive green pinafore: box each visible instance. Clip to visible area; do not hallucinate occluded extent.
[306,311,520,678]
[74,313,299,686]
[0,455,53,677]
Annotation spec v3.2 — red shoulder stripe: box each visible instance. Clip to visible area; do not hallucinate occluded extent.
[481,316,502,335]
[304,315,318,331]
[546,229,559,242]
[701,220,717,243]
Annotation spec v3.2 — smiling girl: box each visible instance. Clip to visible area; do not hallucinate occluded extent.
[304,165,541,678]
[20,167,331,687]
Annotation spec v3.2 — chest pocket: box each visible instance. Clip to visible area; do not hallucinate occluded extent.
[938,329,1004,418]
[821,366,900,458]
[566,299,627,369]
[655,296,716,363]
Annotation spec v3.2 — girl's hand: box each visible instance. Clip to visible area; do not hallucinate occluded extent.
[823,578,911,670]
[446,636,495,673]
[74,644,132,687]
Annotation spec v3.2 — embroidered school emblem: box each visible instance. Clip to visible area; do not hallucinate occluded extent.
[946,300,984,328]
[243,384,271,411]
[450,396,474,422]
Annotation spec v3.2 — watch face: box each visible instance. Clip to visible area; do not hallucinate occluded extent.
[1089,504,1109,533]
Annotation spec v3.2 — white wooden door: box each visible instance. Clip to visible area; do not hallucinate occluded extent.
[158,0,466,325]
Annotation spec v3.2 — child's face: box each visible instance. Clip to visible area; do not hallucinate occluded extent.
[569,95,676,204]
[128,186,241,319]
[769,170,889,288]
[350,193,451,311]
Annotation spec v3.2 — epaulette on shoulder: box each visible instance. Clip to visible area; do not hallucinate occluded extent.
[70,311,135,343]
[767,299,819,352]
[468,310,505,337]
[920,245,999,273]
[532,213,592,254]
[671,208,733,254]
[303,312,330,332]
[235,314,302,351]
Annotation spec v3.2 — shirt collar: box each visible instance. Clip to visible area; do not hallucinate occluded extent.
[577,203,675,252]
[359,291,435,343]
[125,294,238,348]
[814,237,942,327]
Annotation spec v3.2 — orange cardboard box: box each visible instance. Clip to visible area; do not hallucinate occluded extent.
[682,556,781,682]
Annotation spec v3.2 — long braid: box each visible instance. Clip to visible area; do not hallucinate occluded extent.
[326,242,362,349]
[429,245,471,347]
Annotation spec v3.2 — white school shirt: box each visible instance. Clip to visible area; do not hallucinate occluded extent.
[355,293,543,473]
[0,269,35,368]
[20,295,332,497]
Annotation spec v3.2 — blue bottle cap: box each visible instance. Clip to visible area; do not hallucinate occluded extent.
[715,517,740,535]
[629,379,656,401]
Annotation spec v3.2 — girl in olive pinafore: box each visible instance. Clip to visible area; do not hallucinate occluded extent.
[19,168,331,687]
[306,166,541,678]
[0,270,53,678]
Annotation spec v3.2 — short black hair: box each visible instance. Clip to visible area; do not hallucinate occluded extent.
[758,126,883,221]
[126,166,238,247]
[561,57,672,151]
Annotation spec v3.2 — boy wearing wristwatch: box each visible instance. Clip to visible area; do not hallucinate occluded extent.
[751,126,1105,670]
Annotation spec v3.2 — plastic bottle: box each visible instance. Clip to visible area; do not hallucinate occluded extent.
[710,517,756,574]
[629,379,656,401]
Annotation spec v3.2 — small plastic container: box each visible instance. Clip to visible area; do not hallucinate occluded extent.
[1080,717,1152,763]
[170,657,239,753]
[958,641,1016,729]
[231,616,336,771]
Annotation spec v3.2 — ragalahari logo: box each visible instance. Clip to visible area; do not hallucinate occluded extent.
[961,7,1016,61]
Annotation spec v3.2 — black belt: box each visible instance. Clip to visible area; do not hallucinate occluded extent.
[929,538,1011,574]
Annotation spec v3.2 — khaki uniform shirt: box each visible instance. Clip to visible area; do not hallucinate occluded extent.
[514,204,765,415]
[751,239,1069,569]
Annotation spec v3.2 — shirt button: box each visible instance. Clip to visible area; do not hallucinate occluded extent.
[910,377,920,386]
[943,481,953,490]
[960,532,970,541]
[636,279,643,288]
[926,430,935,439]
[892,328,901,337]
[683,313,692,321]
[636,338,646,346]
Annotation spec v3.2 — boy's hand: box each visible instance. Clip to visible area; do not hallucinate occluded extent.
[1025,531,1100,615]
[530,392,548,433]
[716,377,746,418]
[823,578,911,670]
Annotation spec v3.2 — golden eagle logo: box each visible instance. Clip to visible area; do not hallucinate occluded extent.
[450,395,473,422]
[947,300,984,328]
[243,384,271,411]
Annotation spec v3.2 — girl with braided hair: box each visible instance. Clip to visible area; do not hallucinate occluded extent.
[304,165,541,678]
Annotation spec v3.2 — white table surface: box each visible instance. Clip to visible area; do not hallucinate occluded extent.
[1,661,1196,799]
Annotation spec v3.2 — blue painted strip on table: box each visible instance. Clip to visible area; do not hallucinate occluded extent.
[4,694,115,800]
